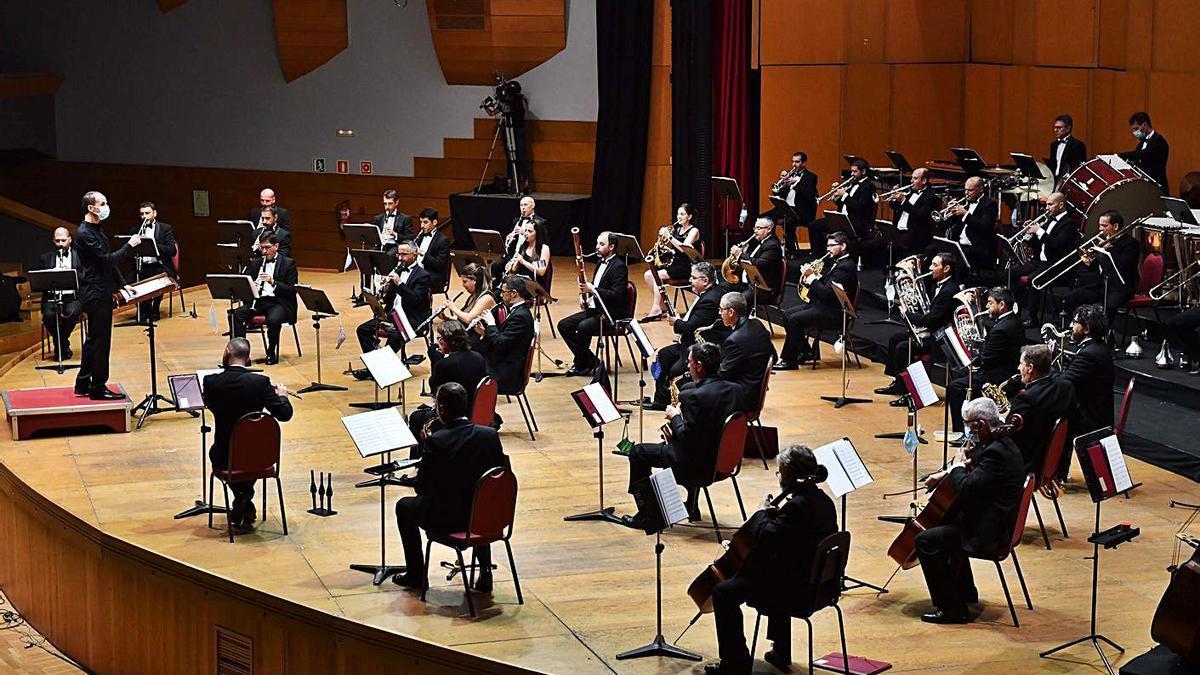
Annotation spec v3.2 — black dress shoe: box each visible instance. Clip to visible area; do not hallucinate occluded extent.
[773,360,799,371]
[889,395,911,407]
[265,356,279,366]
[564,366,594,377]
[404,354,425,366]
[763,648,791,670]
[394,473,419,488]
[351,368,372,381]
[74,387,89,397]
[392,573,428,590]
[875,382,905,395]
[90,389,125,401]
[620,513,648,531]
[637,314,664,324]
[703,663,723,674]
[685,501,702,523]
[239,504,258,528]
[921,609,969,624]
[642,400,667,411]
[62,349,74,361]
[471,574,493,593]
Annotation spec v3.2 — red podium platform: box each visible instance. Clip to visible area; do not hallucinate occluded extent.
[1,384,132,440]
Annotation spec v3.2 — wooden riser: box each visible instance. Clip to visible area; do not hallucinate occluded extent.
[472,118,597,143]
[443,138,595,163]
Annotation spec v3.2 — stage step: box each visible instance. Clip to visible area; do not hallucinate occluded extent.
[443,137,596,163]
[471,118,597,143]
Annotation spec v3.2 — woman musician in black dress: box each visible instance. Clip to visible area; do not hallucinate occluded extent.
[436,262,497,354]
[498,220,550,289]
[641,203,701,322]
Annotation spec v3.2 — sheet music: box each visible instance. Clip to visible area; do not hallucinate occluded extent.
[582,382,620,424]
[651,468,690,527]
[627,316,655,359]
[168,374,204,411]
[117,274,176,303]
[904,361,939,407]
[342,407,417,458]
[813,438,873,498]
[360,347,413,389]
[1100,435,1133,493]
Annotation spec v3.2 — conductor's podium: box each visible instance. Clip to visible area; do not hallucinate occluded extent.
[1,384,131,440]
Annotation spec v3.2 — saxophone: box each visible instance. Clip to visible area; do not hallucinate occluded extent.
[693,318,722,345]
[660,379,680,441]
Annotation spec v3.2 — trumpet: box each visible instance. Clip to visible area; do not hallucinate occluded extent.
[1031,221,1138,290]
[931,196,967,223]
[879,184,913,200]
[1150,258,1200,301]
[818,176,855,202]
[1005,210,1055,265]
[772,167,800,193]
[721,235,756,284]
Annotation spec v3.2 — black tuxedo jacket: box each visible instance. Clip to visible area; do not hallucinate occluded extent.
[202,365,294,470]
[747,235,784,298]
[952,196,999,269]
[1089,234,1140,298]
[947,436,1026,557]
[504,214,548,258]
[808,254,857,315]
[891,188,940,251]
[1061,338,1114,434]
[1119,132,1170,195]
[977,313,1024,383]
[591,254,630,320]
[666,377,744,486]
[74,220,132,304]
[382,264,431,333]
[416,418,507,534]
[249,205,292,232]
[252,224,293,258]
[481,301,535,394]
[773,170,819,225]
[741,482,839,607]
[908,278,960,330]
[414,230,452,291]
[372,210,415,243]
[833,178,877,237]
[38,249,83,312]
[1009,375,1077,472]
[718,317,777,411]
[246,254,299,323]
[429,349,488,406]
[129,220,178,276]
[1048,136,1087,180]
[675,285,722,348]
[1033,213,1080,264]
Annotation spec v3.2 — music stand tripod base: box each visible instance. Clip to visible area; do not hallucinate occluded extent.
[616,635,703,662]
[563,506,622,524]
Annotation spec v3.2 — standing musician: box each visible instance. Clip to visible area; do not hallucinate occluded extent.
[725,218,783,309]
[947,287,1024,437]
[474,275,536,395]
[1057,304,1113,479]
[716,292,777,412]
[74,191,140,400]
[1008,344,1076,473]
[203,338,294,529]
[703,445,838,674]
[253,206,292,258]
[406,321,487,461]
[39,227,83,361]
[1119,111,1170,196]
[440,263,497,353]
[1063,209,1139,324]
[558,231,629,376]
[129,201,177,322]
[641,203,701,321]
[825,158,877,242]
[372,189,414,256]
[644,261,723,411]
[413,207,452,292]
[232,232,298,366]
[1047,114,1087,185]
[938,176,998,272]
[915,397,1025,625]
[621,342,742,527]
[392,382,508,593]
[775,232,857,370]
[353,241,431,369]
[876,253,961,400]
[497,218,550,290]
[492,196,546,281]
[760,152,818,258]
[886,167,940,257]
[248,188,292,233]
[1014,192,1078,327]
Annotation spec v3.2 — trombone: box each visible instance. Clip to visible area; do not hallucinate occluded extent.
[1150,259,1200,301]
[1030,222,1138,290]
[818,176,855,202]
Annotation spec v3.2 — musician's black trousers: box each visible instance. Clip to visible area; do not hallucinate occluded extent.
[1166,307,1200,363]
[233,297,288,360]
[947,372,970,432]
[626,442,680,494]
[780,305,839,362]
[712,577,792,669]
[884,331,930,378]
[915,524,976,616]
[1063,284,1131,326]
[652,342,687,405]
[356,317,405,354]
[558,309,605,369]
[395,495,491,580]
[75,297,114,395]
[42,297,82,355]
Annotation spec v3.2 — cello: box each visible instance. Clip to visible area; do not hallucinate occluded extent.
[1151,539,1200,665]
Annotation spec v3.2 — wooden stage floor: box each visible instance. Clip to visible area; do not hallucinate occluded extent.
[1,267,1196,674]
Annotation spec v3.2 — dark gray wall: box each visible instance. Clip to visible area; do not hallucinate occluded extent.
[0,213,55,274]
[0,0,597,175]
[0,95,56,156]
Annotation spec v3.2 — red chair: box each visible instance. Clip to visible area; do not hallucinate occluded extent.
[471,376,499,427]
[167,240,186,318]
[744,358,774,470]
[208,412,287,543]
[1116,253,1164,345]
[757,255,791,336]
[697,412,750,543]
[500,335,539,440]
[1029,418,1070,549]
[970,473,1036,627]
[422,467,523,618]
[248,314,302,358]
[597,281,641,373]
[1114,377,1136,438]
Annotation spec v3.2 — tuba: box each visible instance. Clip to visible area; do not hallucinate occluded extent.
[952,287,988,356]
[894,255,931,316]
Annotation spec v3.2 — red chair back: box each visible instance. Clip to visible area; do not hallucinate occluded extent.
[465,467,518,546]
[1115,377,1136,437]
[173,240,182,277]
[1138,253,1164,295]
[471,376,498,426]
[746,358,773,422]
[713,412,749,480]
[1038,418,1070,488]
[228,412,282,477]
[623,281,637,321]
[496,303,509,324]
[517,332,537,392]
[1008,474,1038,552]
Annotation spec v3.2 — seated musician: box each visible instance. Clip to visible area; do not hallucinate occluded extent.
[497,219,550,290]
[1166,301,1200,374]
[203,338,294,529]
[39,227,83,361]
[760,152,818,259]
[372,189,413,256]
[474,275,536,395]
[876,252,961,401]
[439,263,497,354]
[641,202,701,321]
[413,207,452,293]
[775,231,857,369]
[886,167,940,257]
[1056,304,1114,479]
[723,218,783,310]
[392,382,508,593]
[937,176,998,272]
[253,206,292,258]
[558,231,629,376]
[232,232,298,366]
[716,292,777,412]
[621,342,742,527]
[1063,209,1139,324]
[353,241,431,373]
[645,261,723,411]
[407,321,487,461]
[703,445,838,674]
[1014,192,1077,327]
[916,397,1025,624]
[491,196,546,281]
[1008,345,1076,473]
[947,287,1024,437]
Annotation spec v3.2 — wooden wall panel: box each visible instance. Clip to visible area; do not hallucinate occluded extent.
[1097,0,1128,70]
[1033,0,1097,67]
[640,0,672,241]
[1148,72,1200,194]
[426,0,566,85]
[969,0,1015,64]
[272,0,348,83]
[1026,67,1091,155]
[889,64,963,165]
[1089,70,1146,158]
[883,0,969,64]
[845,0,886,63]
[758,0,846,65]
[841,65,891,167]
[1124,2,1154,71]
[759,67,843,210]
[962,64,1004,160]
[1151,0,1200,72]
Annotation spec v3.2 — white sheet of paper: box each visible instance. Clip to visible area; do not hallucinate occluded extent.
[814,438,872,498]
[905,361,939,407]
[342,407,417,458]
[652,468,690,527]
[1100,435,1133,493]
[627,316,655,359]
[196,368,222,393]
[582,382,621,425]
[360,347,412,389]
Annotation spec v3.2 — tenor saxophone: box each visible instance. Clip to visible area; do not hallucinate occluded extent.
[660,379,680,441]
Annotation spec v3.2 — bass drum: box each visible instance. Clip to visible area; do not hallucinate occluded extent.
[1061,154,1162,235]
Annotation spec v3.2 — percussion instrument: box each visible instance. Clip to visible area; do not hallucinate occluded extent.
[1060,155,1162,235]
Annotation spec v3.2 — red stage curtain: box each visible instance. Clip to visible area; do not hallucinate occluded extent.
[711,0,753,233]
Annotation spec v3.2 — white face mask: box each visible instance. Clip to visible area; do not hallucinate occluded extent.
[95,204,110,221]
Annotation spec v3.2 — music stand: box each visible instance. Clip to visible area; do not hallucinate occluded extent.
[564,382,625,525]
[813,437,887,594]
[886,150,915,176]
[451,251,488,281]
[350,345,412,411]
[343,223,382,250]
[950,147,989,176]
[932,236,973,271]
[610,233,646,267]
[712,176,744,255]
[821,285,871,408]
[1041,429,1141,675]
[468,228,506,264]
[206,274,257,338]
[216,242,253,274]
[29,269,80,374]
[217,220,256,248]
[114,236,161,327]
[1009,152,1045,181]
[740,261,770,319]
[171,372,226,520]
[295,284,347,393]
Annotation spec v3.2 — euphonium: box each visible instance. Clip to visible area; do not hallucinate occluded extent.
[661,379,680,441]
[952,287,988,353]
[894,255,931,316]
[721,235,755,284]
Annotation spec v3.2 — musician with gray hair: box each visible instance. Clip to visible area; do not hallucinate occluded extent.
[875,252,960,401]
[645,261,724,411]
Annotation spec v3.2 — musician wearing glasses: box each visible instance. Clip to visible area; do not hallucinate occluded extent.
[1062,209,1139,324]
[1118,111,1170,195]
[644,262,723,411]
[1047,114,1087,184]
[946,287,1024,438]
[475,275,536,395]
[761,152,818,258]
[407,321,488,462]
[232,232,298,366]
[1008,344,1076,473]
[492,196,546,281]
[886,167,940,257]
[875,253,960,400]
[1014,192,1077,326]
[775,232,857,370]
[941,177,998,271]
[353,241,431,369]
[715,292,776,412]
[725,218,783,309]
[128,201,177,322]
[915,397,1025,625]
